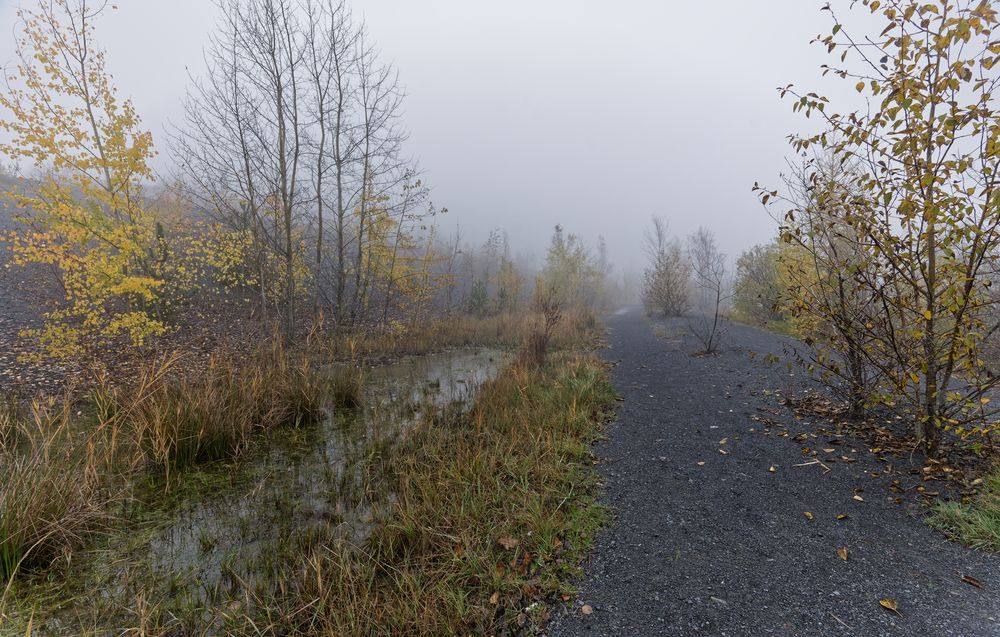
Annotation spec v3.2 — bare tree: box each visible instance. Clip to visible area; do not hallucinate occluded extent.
[442,224,463,314]
[346,30,410,323]
[302,0,347,278]
[173,0,425,332]
[379,171,431,324]
[301,0,361,320]
[687,227,727,354]
[172,0,309,339]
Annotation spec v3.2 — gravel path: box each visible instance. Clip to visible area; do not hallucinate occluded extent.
[548,306,1000,636]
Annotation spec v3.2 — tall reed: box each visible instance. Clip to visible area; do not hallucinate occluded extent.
[0,337,353,591]
[0,397,110,584]
[96,339,357,480]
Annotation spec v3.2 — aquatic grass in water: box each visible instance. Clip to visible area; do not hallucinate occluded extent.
[263,354,617,636]
[0,398,110,584]
[0,336,345,617]
[5,348,502,634]
[101,340,351,480]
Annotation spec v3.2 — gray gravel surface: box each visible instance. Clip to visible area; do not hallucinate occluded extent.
[0,176,74,394]
[548,306,1000,636]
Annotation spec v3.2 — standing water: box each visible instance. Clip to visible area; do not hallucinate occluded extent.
[30,348,504,634]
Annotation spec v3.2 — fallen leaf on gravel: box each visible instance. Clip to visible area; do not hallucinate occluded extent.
[719,449,729,455]
[879,598,901,616]
[853,495,865,502]
[804,511,814,520]
[581,604,593,615]
[837,547,849,561]
[823,448,835,453]
[697,461,706,466]
[961,575,984,589]
[498,537,519,550]
[561,594,571,601]
[769,465,777,473]
[719,437,729,445]
[836,514,850,520]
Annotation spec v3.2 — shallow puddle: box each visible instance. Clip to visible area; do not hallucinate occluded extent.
[28,347,503,634]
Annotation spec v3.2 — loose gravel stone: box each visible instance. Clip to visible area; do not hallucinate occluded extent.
[547,308,1000,637]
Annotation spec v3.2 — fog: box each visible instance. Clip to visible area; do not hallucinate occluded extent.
[0,0,869,273]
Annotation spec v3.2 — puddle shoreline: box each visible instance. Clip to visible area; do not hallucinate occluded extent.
[15,347,506,635]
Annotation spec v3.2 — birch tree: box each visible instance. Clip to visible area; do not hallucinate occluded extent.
[0,0,163,358]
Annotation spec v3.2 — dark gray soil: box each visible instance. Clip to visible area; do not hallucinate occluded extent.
[0,175,264,396]
[548,307,1000,636]
[0,176,69,394]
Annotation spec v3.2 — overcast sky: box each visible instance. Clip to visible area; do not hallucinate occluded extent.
[0,0,865,273]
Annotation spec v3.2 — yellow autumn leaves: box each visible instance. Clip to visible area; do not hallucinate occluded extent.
[0,1,164,359]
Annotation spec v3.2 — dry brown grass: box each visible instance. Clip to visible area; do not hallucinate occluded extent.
[0,336,347,603]
[334,309,599,362]
[103,339,341,480]
[0,397,111,586]
[242,354,616,636]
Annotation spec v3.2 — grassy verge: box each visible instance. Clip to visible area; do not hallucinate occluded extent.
[724,311,799,338]
[255,353,617,635]
[928,469,1000,551]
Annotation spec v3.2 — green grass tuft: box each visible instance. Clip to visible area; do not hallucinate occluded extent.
[928,469,1000,551]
